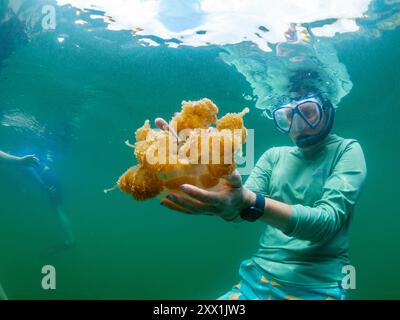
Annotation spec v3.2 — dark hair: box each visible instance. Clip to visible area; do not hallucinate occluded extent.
[289,69,320,93]
[288,68,333,104]
[321,97,334,113]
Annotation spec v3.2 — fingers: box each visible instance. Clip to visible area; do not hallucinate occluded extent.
[180,184,222,205]
[26,154,39,161]
[163,193,217,215]
[160,198,192,214]
[21,154,40,167]
[154,117,180,142]
[222,170,242,188]
[31,155,40,165]
[154,118,169,131]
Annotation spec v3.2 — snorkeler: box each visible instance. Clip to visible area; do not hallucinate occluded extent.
[158,87,367,299]
[0,150,75,255]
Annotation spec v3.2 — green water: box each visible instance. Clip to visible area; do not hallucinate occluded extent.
[0,1,400,299]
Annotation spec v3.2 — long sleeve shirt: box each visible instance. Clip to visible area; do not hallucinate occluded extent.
[244,134,367,287]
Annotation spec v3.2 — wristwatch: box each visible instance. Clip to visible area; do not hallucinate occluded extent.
[240,192,266,222]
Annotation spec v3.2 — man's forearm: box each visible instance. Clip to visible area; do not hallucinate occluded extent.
[260,197,293,233]
[243,189,293,232]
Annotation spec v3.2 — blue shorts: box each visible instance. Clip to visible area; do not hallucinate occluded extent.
[218,259,346,300]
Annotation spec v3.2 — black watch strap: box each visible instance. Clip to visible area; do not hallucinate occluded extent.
[240,192,265,222]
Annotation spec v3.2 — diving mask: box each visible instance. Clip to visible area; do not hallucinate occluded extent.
[272,95,324,134]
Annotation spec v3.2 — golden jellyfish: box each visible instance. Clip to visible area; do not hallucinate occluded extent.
[105,98,249,201]
[171,98,219,132]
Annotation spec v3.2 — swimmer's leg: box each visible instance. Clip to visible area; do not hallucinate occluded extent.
[32,166,76,247]
[31,166,76,256]
[54,207,75,247]
[48,182,76,249]
[39,208,76,257]
[38,205,76,258]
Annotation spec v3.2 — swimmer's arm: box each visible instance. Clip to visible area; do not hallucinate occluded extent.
[221,144,365,237]
[159,146,292,231]
[163,143,367,244]
[260,142,367,242]
[279,142,367,242]
[162,148,283,223]
[0,150,39,167]
[0,150,22,163]
[255,195,293,232]
[241,148,292,229]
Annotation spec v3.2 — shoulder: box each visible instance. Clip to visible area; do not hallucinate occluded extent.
[333,136,367,176]
[258,145,295,165]
[336,136,365,157]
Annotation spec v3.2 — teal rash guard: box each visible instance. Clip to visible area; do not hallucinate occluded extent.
[243,134,367,288]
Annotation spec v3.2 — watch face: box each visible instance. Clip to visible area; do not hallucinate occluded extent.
[241,207,263,222]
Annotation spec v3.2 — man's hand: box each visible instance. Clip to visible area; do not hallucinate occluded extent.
[160,170,256,221]
[154,117,256,221]
[18,154,39,167]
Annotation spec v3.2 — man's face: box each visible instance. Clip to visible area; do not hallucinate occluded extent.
[288,108,327,144]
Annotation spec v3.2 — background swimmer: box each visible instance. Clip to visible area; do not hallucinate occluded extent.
[0,149,75,256]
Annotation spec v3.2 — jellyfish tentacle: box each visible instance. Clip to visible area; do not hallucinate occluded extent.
[104,185,118,194]
[125,140,135,148]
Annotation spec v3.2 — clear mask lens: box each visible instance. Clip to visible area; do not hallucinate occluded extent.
[298,102,321,126]
[274,107,293,132]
